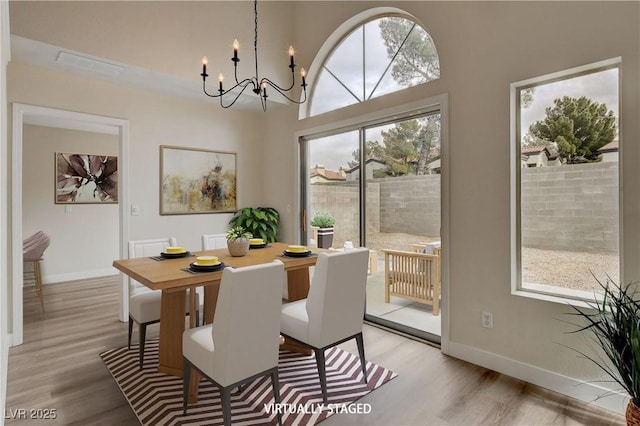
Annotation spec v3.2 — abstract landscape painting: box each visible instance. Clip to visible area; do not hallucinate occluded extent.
[160,145,237,215]
[56,152,118,204]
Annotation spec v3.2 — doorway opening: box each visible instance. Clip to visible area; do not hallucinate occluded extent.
[11,103,130,346]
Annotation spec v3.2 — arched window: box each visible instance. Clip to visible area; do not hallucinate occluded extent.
[308,15,440,117]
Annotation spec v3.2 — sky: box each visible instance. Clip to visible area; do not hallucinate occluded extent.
[309,67,619,172]
[307,17,619,173]
[520,67,619,142]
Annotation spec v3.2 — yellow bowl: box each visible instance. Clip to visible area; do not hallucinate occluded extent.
[287,245,307,253]
[196,256,219,266]
[165,246,186,254]
[250,238,264,245]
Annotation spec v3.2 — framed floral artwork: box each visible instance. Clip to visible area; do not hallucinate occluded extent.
[55,152,118,204]
[160,145,237,215]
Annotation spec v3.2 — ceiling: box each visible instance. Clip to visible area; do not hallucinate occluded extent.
[8,1,301,111]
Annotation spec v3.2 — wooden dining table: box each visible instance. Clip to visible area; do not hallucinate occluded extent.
[112,242,320,378]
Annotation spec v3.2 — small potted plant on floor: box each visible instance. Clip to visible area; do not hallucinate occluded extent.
[566,277,640,424]
[311,209,335,248]
[225,225,252,257]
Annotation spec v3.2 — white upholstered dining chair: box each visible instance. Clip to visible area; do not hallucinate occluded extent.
[201,233,227,250]
[196,233,228,324]
[128,237,199,369]
[280,248,370,403]
[182,260,285,426]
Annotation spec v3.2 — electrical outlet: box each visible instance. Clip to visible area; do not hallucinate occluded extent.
[482,311,493,329]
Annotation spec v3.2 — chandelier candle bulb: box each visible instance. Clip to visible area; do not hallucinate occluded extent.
[218,73,223,91]
[289,46,295,66]
[201,56,208,79]
[233,39,239,61]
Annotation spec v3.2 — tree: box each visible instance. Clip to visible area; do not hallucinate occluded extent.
[348,140,384,168]
[348,117,441,177]
[415,115,440,174]
[528,96,616,163]
[379,17,440,86]
[379,120,421,176]
[521,88,535,108]
[375,118,440,177]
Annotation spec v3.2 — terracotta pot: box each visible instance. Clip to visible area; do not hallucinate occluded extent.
[227,238,250,257]
[627,400,640,426]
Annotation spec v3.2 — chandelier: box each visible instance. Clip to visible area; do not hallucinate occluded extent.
[200,0,308,111]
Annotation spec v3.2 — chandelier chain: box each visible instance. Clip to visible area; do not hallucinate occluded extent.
[254,0,259,86]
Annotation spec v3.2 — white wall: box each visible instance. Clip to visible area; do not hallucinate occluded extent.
[9,62,267,246]
[281,0,640,414]
[7,61,268,335]
[22,125,119,282]
[2,0,639,418]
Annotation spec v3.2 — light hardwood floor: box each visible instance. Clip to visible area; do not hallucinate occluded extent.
[6,276,625,425]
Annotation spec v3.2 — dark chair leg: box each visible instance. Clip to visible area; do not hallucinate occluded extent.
[128,316,134,349]
[355,332,368,383]
[271,370,282,426]
[183,358,191,415]
[138,323,147,369]
[221,386,232,426]
[313,348,328,403]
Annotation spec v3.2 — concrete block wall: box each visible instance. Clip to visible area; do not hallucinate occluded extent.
[310,162,617,254]
[311,176,440,246]
[310,181,380,247]
[521,162,619,253]
[378,175,441,236]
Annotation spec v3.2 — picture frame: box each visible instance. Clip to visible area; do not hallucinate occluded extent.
[160,145,237,215]
[55,152,118,204]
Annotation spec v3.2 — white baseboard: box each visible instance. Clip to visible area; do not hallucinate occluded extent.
[447,341,628,416]
[44,268,117,284]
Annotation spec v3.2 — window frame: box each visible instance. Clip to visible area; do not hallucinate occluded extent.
[510,57,622,306]
[307,13,440,118]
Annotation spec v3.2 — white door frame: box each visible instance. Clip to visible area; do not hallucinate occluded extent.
[10,103,130,346]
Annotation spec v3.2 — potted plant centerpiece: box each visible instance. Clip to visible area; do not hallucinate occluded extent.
[311,209,335,248]
[225,225,252,257]
[229,207,280,243]
[566,278,640,424]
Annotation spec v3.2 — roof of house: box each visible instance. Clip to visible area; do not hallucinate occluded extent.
[310,167,346,181]
[598,140,619,153]
[344,157,386,173]
[521,145,549,155]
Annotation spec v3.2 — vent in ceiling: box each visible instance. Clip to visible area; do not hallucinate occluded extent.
[56,51,125,78]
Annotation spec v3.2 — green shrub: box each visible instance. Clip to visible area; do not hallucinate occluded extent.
[311,209,335,228]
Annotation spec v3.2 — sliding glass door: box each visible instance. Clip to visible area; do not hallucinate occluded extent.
[301,109,442,342]
[306,131,360,249]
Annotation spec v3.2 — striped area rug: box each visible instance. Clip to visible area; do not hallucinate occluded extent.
[101,339,397,425]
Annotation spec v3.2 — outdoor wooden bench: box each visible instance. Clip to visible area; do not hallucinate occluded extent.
[382,249,441,315]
